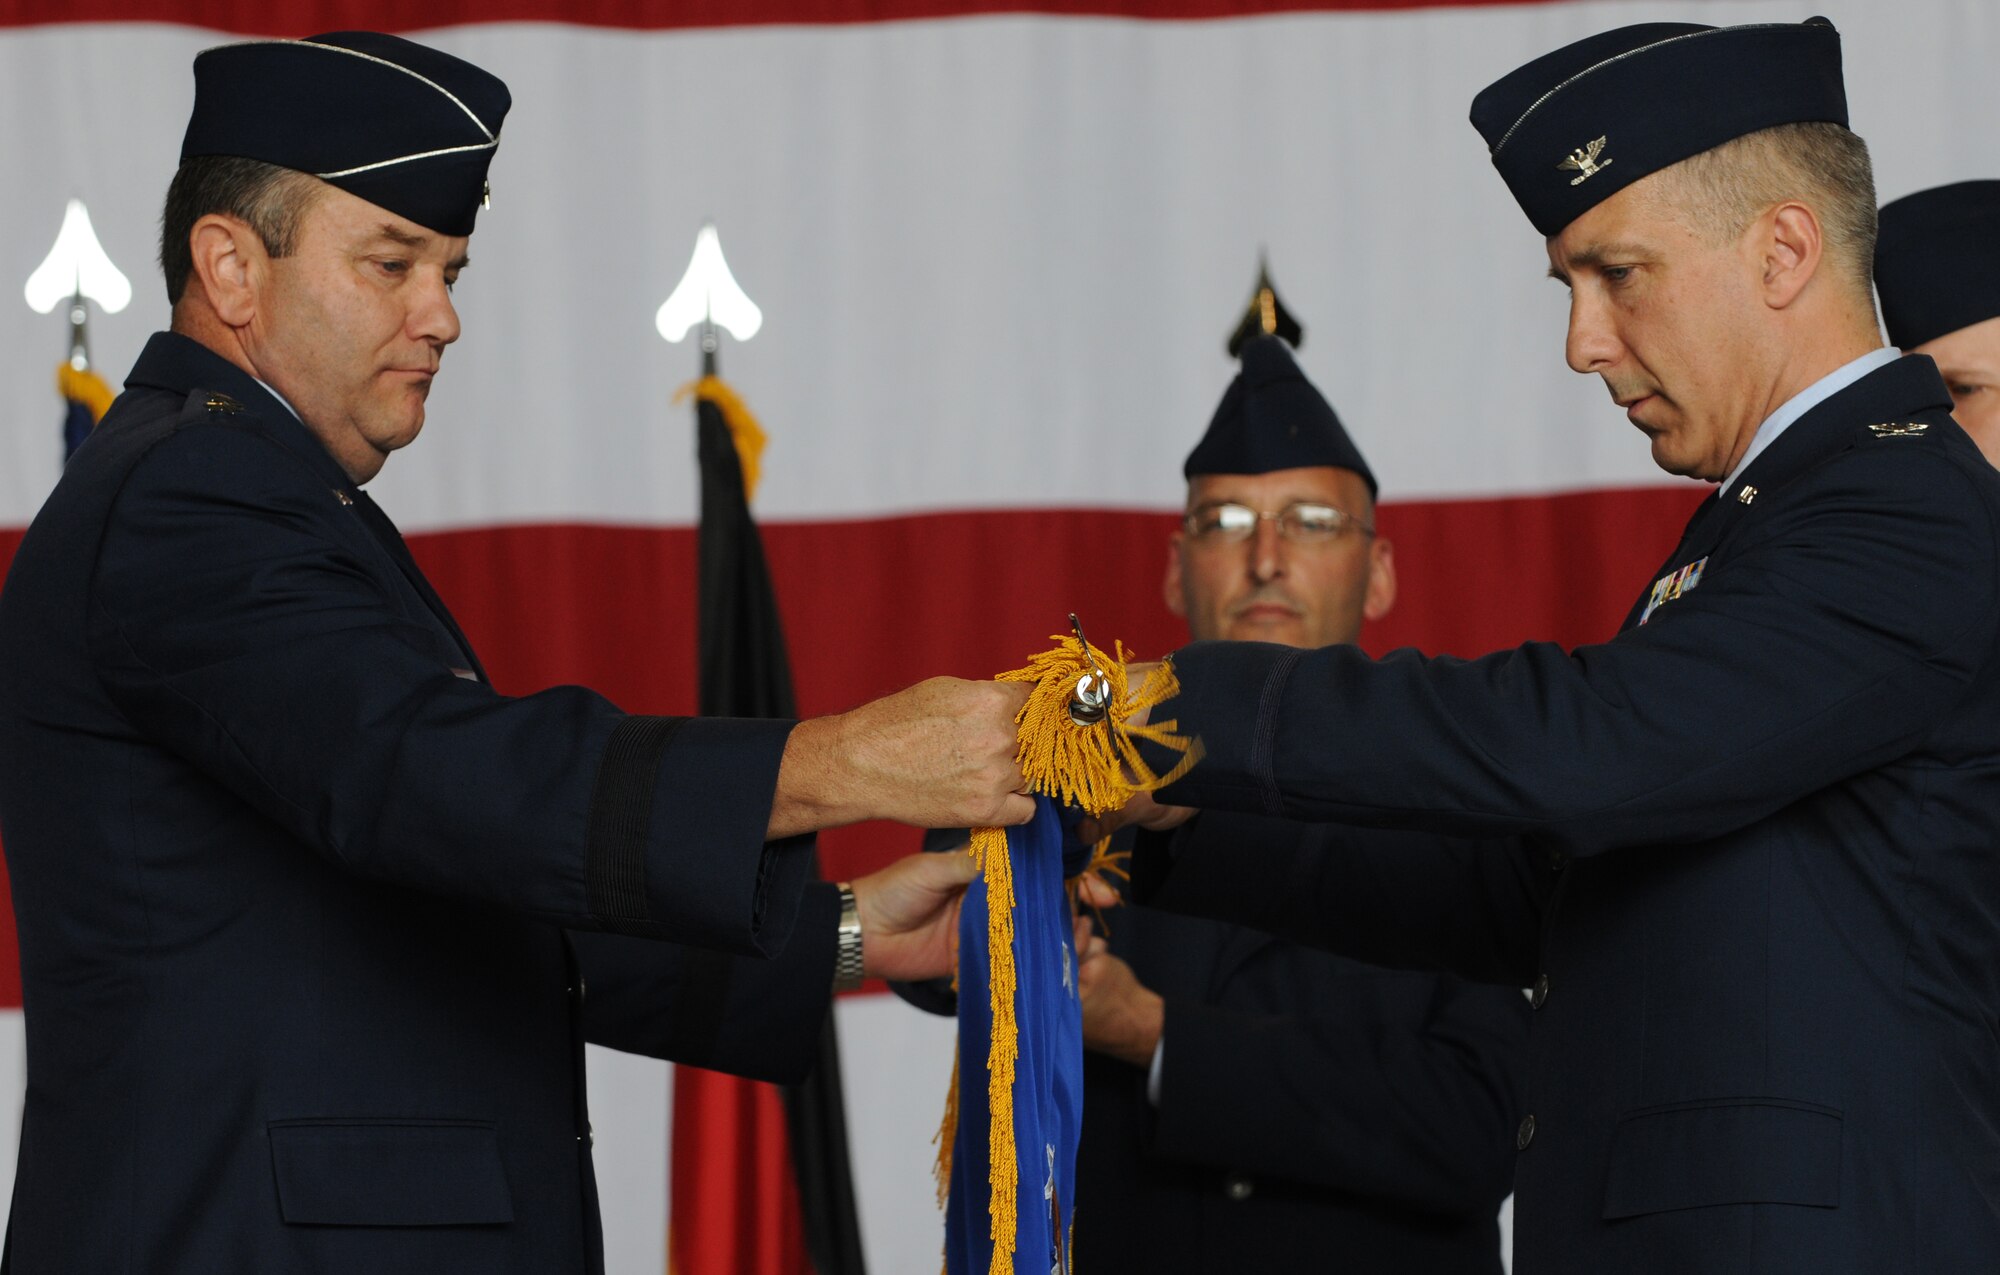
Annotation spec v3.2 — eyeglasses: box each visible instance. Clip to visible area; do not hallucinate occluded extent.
[1182,501,1374,545]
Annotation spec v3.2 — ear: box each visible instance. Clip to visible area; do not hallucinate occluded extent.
[186,213,268,329]
[1760,201,1824,310]
[1361,536,1397,622]
[1162,530,1187,619]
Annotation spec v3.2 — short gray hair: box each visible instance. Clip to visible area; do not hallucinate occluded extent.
[1657,121,1877,296]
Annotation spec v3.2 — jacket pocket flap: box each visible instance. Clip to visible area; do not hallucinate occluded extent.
[1603,1098,1842,1219]
[269,1119,513,1226]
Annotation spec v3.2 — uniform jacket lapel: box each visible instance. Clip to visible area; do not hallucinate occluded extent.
[121,332,489,683]
[1619,355,1953,635]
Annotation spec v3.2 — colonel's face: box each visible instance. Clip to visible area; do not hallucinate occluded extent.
[249,185,467,482]
[1164,467,1395,649]
[1914,315,2000,470]
[1546,175,1773,482]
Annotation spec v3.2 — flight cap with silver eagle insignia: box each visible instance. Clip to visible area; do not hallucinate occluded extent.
[180,32,511,238]
[1469,17,1848,237]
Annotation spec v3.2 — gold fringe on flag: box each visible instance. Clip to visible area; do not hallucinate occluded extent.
[674,374,768,500]
[936,632,1202,1275]
[58,362,115,424]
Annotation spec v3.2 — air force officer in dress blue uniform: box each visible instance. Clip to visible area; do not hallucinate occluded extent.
[0,33,1032,1274]
[1098,17,2000,1274]
[1067,332,1529,1274]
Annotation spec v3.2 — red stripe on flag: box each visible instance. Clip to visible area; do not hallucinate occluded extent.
[0,485,1701,1010]
[670,1067,810,1275]
[0,0,1559,35]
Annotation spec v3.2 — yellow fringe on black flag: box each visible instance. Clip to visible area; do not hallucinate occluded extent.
[675,375,768,501]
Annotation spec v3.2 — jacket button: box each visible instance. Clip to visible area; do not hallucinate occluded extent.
[1547,849,1569,873]
[1531,974,1549,1009]
[1223,1175,1254,1202]
[1517,1114,1536,1151]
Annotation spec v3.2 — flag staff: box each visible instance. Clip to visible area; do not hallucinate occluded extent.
[24,199,130,459]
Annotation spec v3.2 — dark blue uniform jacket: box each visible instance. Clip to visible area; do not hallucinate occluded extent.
[1074,826,1528,1275]
[0,333,836,1274]
[1137,356,2000,1273]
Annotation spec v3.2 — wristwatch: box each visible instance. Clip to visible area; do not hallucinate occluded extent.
[834,882,864,992]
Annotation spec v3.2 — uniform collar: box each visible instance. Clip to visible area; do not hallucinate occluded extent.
[1717,352,1954,504]
[123,331,356,491]
[1715,346,1901,499]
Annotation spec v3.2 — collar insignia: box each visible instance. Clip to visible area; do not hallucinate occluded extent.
[1869,422,1929,438]
[1558,136,1613,186]
[1640,556,1707,626]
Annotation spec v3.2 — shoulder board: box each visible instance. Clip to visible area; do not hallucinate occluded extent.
[179,388,255,421]
[1866,421,1932,440]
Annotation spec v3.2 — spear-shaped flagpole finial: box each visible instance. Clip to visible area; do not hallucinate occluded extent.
[26,200,132,369]
[657,222,762,377]
[1225,251,1302,358]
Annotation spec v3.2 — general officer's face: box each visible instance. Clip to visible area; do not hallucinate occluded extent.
[248,186,467,482]
[1546,176,1772,482]
[1913,316,2000,470]
[1164,467,1395,649]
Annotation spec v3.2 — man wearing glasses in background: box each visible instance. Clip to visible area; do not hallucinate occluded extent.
[1067,333,1529,1273]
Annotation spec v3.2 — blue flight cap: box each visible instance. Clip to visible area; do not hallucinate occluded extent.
[1184,336,1377,498]
[181,32,511,237]
[1876,181,2000,350]
[1470,17,1847,237]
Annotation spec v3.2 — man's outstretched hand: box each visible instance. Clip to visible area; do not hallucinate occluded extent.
[770,678,1035,839]
[850,847,980,983]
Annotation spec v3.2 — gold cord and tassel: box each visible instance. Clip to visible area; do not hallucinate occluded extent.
[58,362,115,424]
[673,375,768,500]
[936,631,1201,1274]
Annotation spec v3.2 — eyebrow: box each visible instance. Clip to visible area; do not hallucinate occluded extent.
[1548,241,1651,282]
[371,224,469,272]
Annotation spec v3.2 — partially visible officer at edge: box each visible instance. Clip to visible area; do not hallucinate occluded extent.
[0,32,1030,1273]
[1092,16,2000,1273]
[1876,180,2000,465]
[1068,327,1528,1273]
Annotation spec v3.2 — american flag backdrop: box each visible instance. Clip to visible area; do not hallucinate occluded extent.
[1,1,1996,1269]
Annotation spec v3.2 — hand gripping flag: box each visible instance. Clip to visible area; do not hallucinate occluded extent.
[939,633,1200,1274]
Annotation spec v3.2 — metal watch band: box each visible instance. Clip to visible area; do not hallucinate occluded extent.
[833,882,864,992]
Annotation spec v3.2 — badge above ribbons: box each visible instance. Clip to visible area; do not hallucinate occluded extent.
[938,632,1201,1275]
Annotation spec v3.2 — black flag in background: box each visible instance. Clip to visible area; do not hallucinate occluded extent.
[679,367,868,1275]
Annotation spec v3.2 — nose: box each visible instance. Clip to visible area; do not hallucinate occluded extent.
[1249,517,1286,584]
[410,269,461,348]
[1564,285,1620,375]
